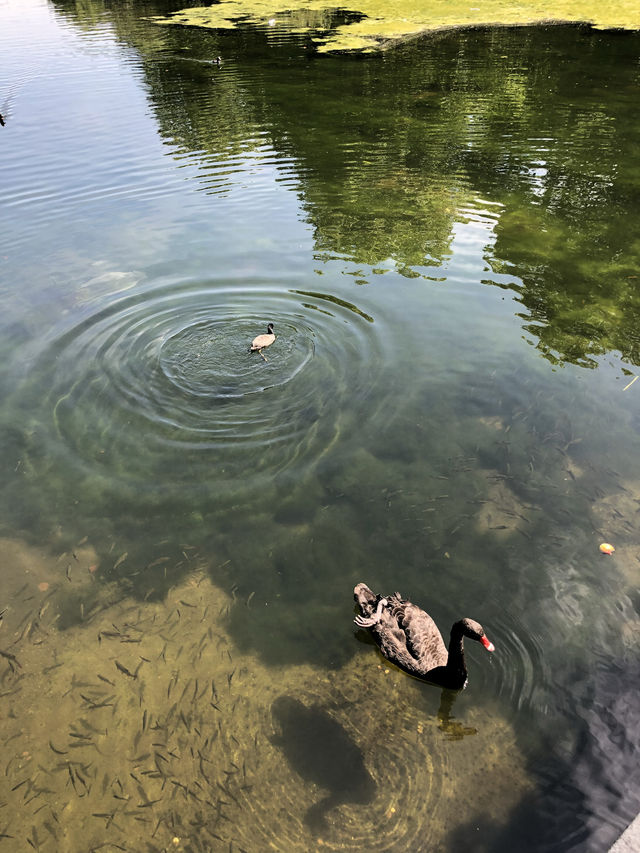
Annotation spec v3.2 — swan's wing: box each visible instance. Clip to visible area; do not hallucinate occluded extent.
[363,604,433,674]
[396,604,448,671]
[377,614,420,671]
[355,588,446,676]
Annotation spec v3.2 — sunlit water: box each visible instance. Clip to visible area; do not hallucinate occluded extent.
[1,1,640,851]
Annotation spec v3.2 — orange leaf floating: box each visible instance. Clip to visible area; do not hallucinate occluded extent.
[599,543,615,555]
[38,582,49,591]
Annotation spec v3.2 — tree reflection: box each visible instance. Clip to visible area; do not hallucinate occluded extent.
[52,2,640,368]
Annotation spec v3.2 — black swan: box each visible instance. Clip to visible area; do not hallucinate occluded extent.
[353,582,494,689]
[249,323,276,362]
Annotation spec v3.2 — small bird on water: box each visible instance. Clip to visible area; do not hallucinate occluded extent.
[250,323,276,361]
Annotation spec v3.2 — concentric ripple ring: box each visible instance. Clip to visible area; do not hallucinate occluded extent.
[32,279,384,500]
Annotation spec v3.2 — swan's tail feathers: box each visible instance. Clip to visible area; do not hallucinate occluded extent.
[353,582,377,617]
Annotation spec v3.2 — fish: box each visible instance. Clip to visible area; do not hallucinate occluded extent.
[115,661,136,679]
[270,696,375,831]
[113,552,128,570]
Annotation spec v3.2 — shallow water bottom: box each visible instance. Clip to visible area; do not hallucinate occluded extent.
[0,539,532,852]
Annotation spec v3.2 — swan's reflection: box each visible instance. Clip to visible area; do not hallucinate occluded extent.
[437,689,478,740]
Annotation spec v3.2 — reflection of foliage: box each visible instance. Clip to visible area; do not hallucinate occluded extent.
[293,290,374,321]
[56,0,109,28]
[51,3,640,367]
[466,31,640,369]
[489,202,640,368]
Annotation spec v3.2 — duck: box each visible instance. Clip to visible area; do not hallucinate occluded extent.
[250,323,276,361]
[353,582,494,689]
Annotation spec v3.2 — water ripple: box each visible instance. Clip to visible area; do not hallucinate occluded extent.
[34,279,383,500]
[487,615,549,715]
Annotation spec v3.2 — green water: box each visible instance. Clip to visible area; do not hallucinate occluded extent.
[1,1,639,850]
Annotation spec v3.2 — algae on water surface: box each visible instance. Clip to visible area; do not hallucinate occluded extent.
[154,0,640,52]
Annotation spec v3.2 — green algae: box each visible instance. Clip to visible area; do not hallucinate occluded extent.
[154,0,640,52]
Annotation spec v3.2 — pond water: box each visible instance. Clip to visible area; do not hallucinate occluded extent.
[1,1,640,850]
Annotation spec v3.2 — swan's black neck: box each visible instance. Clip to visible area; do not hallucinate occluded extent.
[445,623,469,689]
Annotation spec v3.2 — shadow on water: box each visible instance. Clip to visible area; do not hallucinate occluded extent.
[270,695,376,831]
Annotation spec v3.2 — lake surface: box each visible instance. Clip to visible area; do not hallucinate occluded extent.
[1,1,640,850]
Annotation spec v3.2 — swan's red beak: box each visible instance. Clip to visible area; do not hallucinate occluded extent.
[480,635,495,652]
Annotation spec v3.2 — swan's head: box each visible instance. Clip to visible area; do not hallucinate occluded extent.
[460,618,495,652]
[267,323,274,333]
